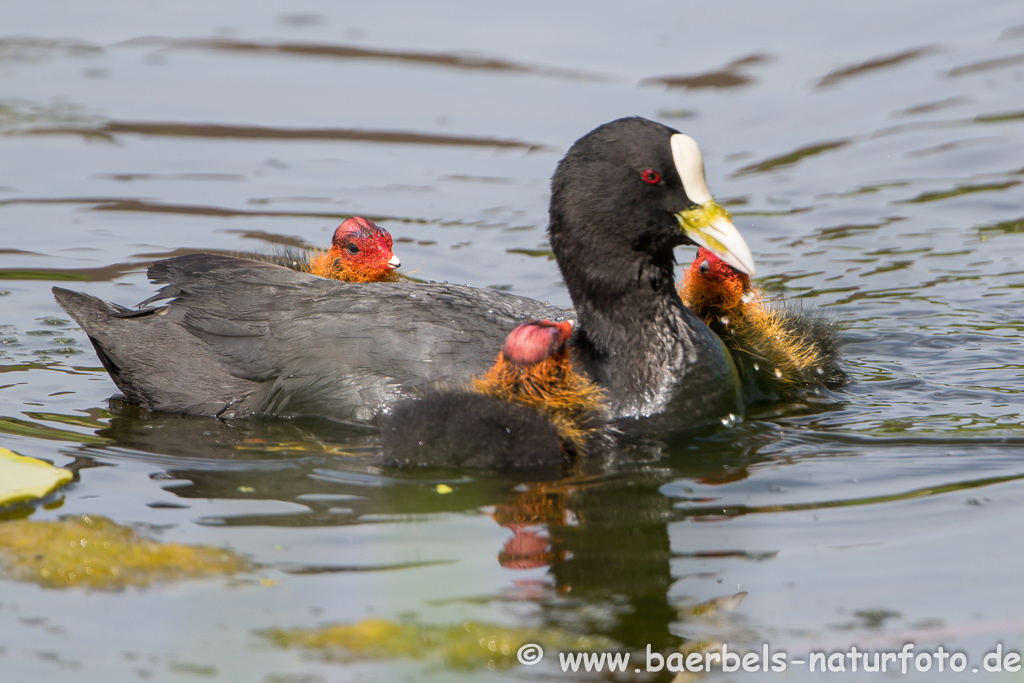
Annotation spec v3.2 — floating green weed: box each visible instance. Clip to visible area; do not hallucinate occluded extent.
[0,514,251,589]
[263,617,616,670]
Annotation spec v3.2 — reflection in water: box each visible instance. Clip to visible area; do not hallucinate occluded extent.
[92,172,247,182]
[122,36,612,81]
[0,246,249,283]
[948,51,1024,77]
[816,46,938,88]
[893,96,972,116]
[979,216,1024,235]
[903,136,1002,157]
[0,98,100,132]
[736,140,851,175]
[0,413,108,444]
[898,180,1021,204]
[74,403,788,656]
[974,109,1024,123]
[494,477,681,652]
[0,196,406,228]
[679,471,1024,518]
[0,37,102,62]
[641,54,772,90]
[20,120,548,150]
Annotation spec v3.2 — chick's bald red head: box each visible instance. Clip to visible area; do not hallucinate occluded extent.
[331,217,399,272]
[501,320,573,366]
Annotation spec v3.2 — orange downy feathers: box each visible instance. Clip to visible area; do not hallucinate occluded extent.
[307,216,400,283]
[472,320,608,453]
[680,248,845,393]
[307,246,398,282]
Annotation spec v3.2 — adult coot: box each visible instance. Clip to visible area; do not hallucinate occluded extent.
[380,319,613,469]
[53,117,754,427]
[679,247,846,400]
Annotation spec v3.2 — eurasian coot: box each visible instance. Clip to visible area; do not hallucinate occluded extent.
[54,117,754,428]
[380,319,613,469]
[679,247,846,399]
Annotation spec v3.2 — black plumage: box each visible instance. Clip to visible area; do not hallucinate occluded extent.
[380,391,570,470]
[54,117,748,428]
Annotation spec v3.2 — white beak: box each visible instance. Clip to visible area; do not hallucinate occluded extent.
[671,133,756,276]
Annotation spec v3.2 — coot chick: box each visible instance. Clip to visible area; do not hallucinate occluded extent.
[53,117,754,427]
[258,216,401,282]
[679,247,846,399]
[380,320,613,470]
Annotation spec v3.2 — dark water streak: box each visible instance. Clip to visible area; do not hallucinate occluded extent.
[18,120,549,150]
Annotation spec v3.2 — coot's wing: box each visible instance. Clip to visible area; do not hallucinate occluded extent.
[142,254,569,420]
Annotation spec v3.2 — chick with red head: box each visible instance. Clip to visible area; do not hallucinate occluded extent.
[680,247,846,399]
[380,320,613,470]
[308,216,401,282]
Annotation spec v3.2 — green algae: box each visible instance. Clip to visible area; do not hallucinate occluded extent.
[262,617,617,670]
[974,110,1024,124]
[0,514,251,589]
[979,216,1024,234]
[899,180,1021,204]
[0,416,110,444]
[735,140,850,174]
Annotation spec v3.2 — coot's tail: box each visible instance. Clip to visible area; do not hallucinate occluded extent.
[53,287,137,379]
[52,286,253,416]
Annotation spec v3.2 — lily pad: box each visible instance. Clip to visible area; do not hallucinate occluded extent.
[0,447,73,506]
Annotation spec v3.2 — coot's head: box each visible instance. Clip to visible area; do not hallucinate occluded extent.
[549,117,754,299]
[501,319,573,366]
[331,216,401,273]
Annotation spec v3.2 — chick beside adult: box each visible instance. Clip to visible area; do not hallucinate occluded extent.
[380,320,613,470]
[679,247,846,399]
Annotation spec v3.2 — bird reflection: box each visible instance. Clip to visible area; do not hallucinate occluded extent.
[72,401,782,658]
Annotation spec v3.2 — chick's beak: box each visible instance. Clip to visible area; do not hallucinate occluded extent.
[386,254,401,270]
[670,133,756,277]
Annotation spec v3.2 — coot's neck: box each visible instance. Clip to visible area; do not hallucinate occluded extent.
[553,230,704,418]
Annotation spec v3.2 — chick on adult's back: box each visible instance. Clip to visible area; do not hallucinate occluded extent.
[257,216,401,282]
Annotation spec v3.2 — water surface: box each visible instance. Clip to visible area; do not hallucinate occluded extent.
[2,1,1024,680]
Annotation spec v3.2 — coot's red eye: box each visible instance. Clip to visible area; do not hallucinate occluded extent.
[641,169,661,185]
